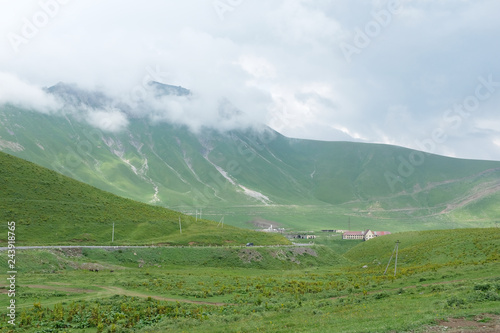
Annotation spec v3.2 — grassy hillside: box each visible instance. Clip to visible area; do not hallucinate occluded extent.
[345,228,500,274]
[0,228,499,332]
[1,105,500,231]
[0,151,289,246]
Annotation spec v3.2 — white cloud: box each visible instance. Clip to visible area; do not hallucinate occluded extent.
[0,0,499,160]
[0,72,61,112]
[238,55,276,79]
[475,119,500,133]
[86,108,129,133]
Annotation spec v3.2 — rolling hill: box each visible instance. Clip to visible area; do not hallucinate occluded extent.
[1,83,500,231]
[0,150,288,246]
[1,227,498,332]
[345,228,500,268]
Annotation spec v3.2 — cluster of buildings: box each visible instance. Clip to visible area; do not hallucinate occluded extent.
[291,234,316,240]
[342,229,391,241]
[259,225,391,242]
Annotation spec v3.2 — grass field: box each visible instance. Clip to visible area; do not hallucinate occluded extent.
[0,151,288,247]
[1,107,499,332]
[1,228,498,332]
[181,204,498,233]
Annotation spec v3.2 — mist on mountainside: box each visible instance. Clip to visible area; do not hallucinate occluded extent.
[0,73,265,135]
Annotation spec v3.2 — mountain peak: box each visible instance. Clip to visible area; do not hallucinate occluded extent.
[45,82,111,109]
[148,81,191,97]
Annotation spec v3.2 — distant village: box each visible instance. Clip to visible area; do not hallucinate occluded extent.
[259,225,391,242]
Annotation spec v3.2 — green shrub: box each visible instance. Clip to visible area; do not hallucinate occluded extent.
[373,292,389,300]
[446,296,465,308]
[473,283,491,292]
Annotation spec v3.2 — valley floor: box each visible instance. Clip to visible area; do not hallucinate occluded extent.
[0,230,499,333]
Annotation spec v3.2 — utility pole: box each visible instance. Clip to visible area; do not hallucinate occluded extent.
[394,240,399,277]
[179,216,182,234]
[384,240,400,277]
[348,217,351,231]
[112,223,115,243]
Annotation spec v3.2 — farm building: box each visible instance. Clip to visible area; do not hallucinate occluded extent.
[342,229,391,241]
[342,231,365,240]
[293,234,316,239]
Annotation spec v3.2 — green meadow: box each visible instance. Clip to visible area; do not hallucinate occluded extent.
[0,228,498,332]
[0,111,499,332]
[0,151,287,246]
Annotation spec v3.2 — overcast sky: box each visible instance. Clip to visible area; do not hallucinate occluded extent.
[1,0,500,160]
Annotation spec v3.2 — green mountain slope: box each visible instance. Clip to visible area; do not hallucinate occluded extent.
[1,89,500,231]
[0,150,288,246]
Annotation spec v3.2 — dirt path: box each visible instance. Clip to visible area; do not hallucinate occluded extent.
[1,283,231,306]
[440,180,500,214]
[0,284,95,294]
[346,168,500,218]
[25,284,96,293]
[96,285,230,306]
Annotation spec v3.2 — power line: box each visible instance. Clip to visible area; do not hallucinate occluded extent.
[384,240,400,277]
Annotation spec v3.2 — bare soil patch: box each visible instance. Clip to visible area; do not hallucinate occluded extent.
[238,249,263,263]
[78,262,107,271]
[291,247,318,257]
[270,247,317,264]
[58,247,83,257]
[422,314,500,332]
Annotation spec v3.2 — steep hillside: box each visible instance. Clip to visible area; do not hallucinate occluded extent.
[0,151,289,246]
[1,84,500,230]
